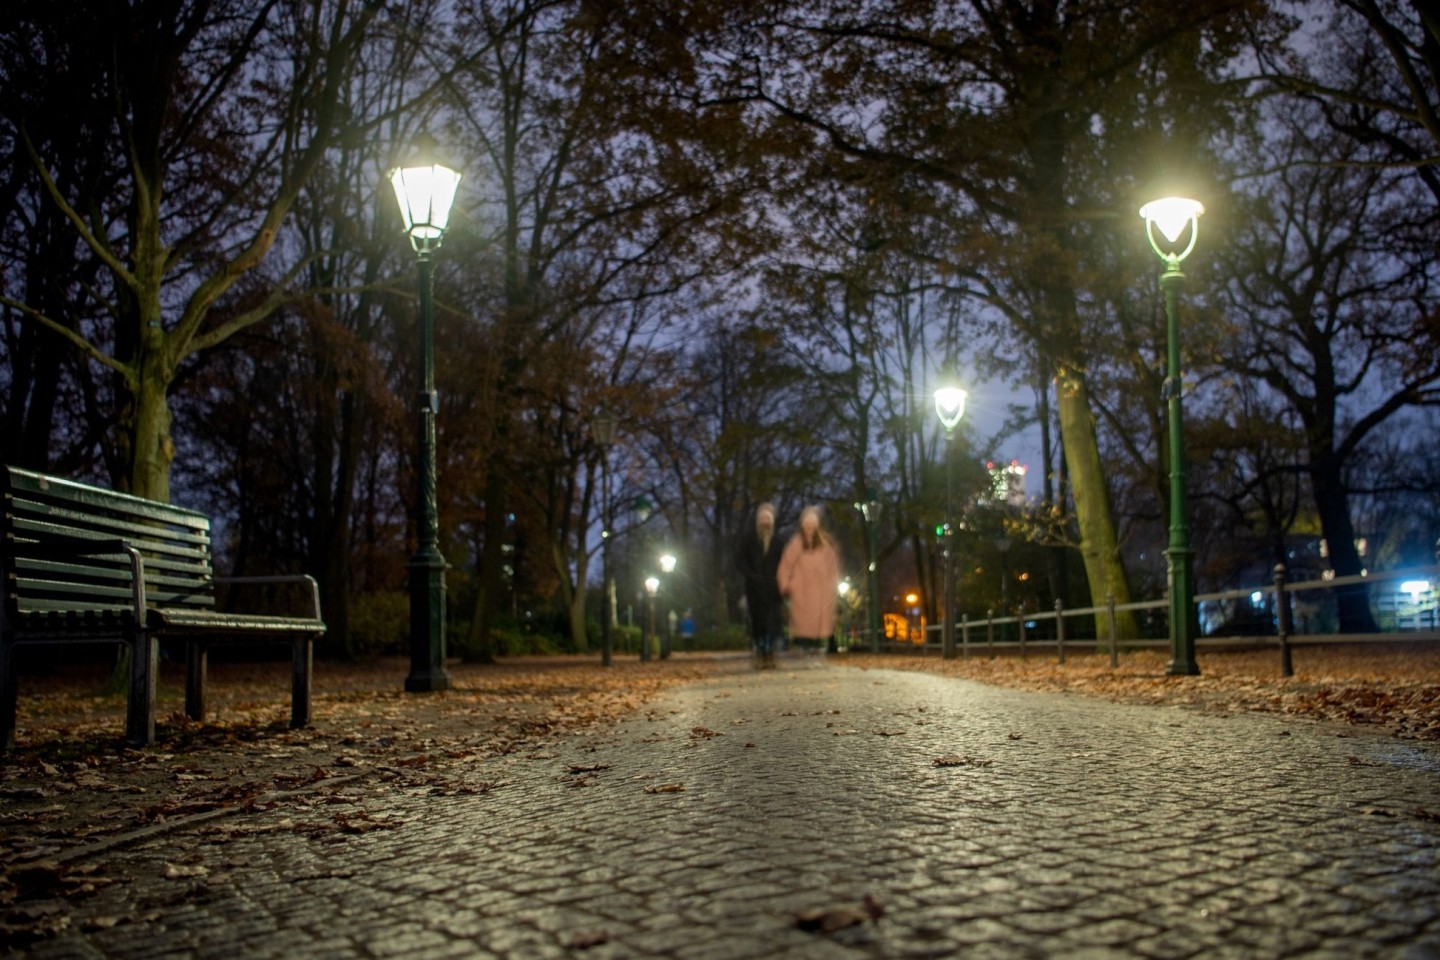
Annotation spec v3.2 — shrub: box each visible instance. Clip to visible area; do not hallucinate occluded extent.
[348,591,408,657]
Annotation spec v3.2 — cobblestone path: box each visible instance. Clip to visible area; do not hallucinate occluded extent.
[19,657,1440,958]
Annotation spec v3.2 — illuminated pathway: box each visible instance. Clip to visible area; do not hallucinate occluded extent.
[25,657,1440,958]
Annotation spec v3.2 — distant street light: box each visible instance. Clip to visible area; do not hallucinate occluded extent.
[935,381,968,659]
[855,491,882,652]
[592,411,617,667]
[634,496,653,661]
[994,535,1012,613]
[1141,194,1204,677]
[658,553,676,658]
[390,135,461,694]
[644,575,660,664]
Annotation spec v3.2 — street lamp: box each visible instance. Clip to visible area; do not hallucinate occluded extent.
[592,411,617,667]
[1141,194,1204,677]
[659,553,676,659]
[935,382,968,659]
[994,535,1012,613]
[633,496,653,661]
[854,490,882,653]
[390,135,462,694]
[644,575,660,664]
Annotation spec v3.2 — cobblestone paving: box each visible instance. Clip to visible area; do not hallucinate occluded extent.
[17,656,1440,959]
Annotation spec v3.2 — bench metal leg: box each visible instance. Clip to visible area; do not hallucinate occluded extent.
[1,640,16,752]
[186,642,208,722]
[291,637,312,728]
[125,635,158,748]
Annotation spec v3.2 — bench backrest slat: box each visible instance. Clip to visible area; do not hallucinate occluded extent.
[2,466,216,617]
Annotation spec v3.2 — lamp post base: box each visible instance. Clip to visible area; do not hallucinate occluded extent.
[1165,546,1200,677]
[406,553,452,692]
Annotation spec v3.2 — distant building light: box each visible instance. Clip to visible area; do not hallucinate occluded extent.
[1250,591,1264,608]
[1400,580,1431,599]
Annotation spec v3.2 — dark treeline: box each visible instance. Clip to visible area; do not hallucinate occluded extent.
[2,0,1437,657]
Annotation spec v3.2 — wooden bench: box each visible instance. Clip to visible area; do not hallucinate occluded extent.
[1,465,325,750]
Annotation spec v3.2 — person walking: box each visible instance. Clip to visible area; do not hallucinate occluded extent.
[736,502,785,668]
[777,505,841,655]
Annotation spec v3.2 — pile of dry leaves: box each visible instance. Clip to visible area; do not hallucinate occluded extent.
[840,641,1440,739]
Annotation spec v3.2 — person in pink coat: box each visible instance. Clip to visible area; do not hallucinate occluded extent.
[777,505,841,654]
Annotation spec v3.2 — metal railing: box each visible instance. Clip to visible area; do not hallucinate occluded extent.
[859,562,1440,676]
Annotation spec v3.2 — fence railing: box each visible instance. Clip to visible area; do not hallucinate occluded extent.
[855,562,1440,676]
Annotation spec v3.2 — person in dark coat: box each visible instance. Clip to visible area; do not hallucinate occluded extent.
[736,502,785,668]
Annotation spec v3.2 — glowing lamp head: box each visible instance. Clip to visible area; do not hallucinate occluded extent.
[934,386,968,432]
[1140,196,1203,265]
[389,136,462,255]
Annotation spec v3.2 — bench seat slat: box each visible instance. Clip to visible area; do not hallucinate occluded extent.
[5,492,210,529]
[10,563,216,594]
[151,610,325,636]
[5,474,210,526]
[8,516,211,558]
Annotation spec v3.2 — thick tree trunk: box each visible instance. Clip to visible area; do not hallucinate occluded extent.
[1055,364,1139,639]
[1310,459,1377,633]
[468,461,506,663]
[1036,359,1070,612]
[126,344,175,503]
[554,540,590,653]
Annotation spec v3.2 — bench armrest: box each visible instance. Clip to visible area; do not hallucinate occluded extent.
[212,574,322,620]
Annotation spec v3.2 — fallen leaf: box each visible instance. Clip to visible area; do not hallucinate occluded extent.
[644,783,686,794]
[162,862,208,879]
[795,893,884,932]
[934,755,993,768]
[569,930,608,949]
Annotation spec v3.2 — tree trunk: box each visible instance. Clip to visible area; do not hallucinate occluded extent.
[554,540,590,653]
[1036,356,1070,613]
[1055,364,1139,639]
[126,344,175,503]
[1311,458,1377,633]
[468,460,506,663]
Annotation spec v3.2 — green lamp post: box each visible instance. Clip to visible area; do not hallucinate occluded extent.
[659,553,676,659]
[390,136,462,693]
[1141,194,1204,677]
[644,575,660,664]
[855,491,882,653]
[592,411,617,667]
[934,382,968,660]
[633,495,653,661]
